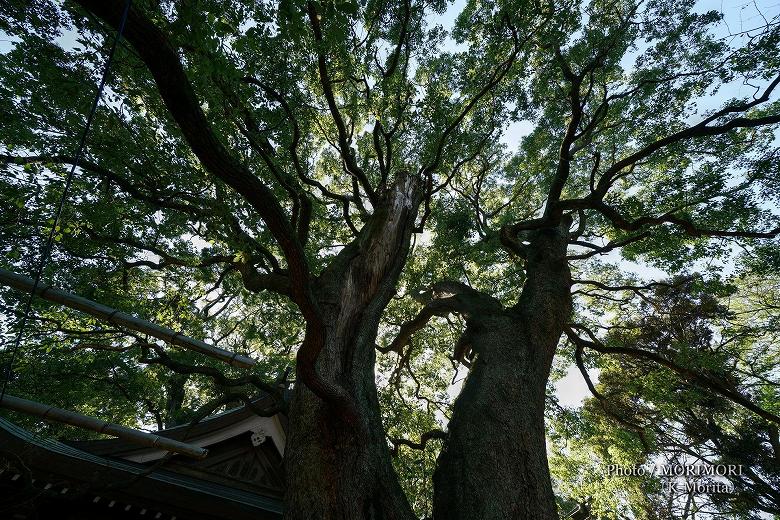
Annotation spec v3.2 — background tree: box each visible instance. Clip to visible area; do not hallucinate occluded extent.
[546,274,780,519]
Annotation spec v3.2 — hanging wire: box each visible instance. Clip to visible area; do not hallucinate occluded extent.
[0,0,133,401]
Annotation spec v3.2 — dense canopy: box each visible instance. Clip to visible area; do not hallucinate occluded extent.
[1,0,779,518]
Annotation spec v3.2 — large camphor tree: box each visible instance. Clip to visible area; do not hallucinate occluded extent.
[0,0,778,519]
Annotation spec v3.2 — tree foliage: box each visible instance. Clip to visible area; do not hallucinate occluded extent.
[1,0,779,518]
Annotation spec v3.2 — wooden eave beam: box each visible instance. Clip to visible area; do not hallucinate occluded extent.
[0,268,255,368]
[0,394,208,459]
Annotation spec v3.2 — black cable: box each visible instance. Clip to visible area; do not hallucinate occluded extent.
[0,0,133,401]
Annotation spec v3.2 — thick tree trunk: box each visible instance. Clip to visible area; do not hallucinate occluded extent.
[164,374,188,428]
[433,222,572,520]
[284,175,419,520]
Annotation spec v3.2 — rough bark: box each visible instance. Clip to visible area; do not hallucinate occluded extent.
[433,220,573,520]
[284,175,420,520]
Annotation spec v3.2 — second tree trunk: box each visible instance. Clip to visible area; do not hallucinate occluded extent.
[434,222,572,520]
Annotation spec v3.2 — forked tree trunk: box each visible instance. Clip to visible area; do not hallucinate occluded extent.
[433,222,572,520]
[284,175,420,520]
